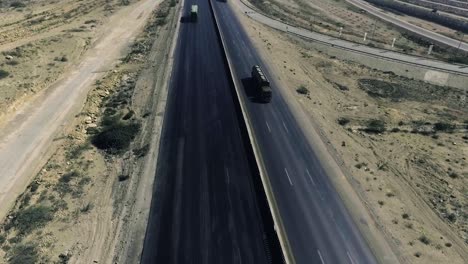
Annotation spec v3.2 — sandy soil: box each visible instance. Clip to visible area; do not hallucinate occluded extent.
[234,3,468,263]
[0,0,130,124]
[0,0,178,262]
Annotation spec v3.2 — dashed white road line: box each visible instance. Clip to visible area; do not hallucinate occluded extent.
[225,167,230,185]
[282,121,289,134]
[284,168,293,186]
[347,251,356,264]
[317,249,325,264]
[265,121,271,133]
[306,169,316,186]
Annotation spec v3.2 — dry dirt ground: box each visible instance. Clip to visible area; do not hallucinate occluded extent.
[247,0,466,61]
[0,0,178,263]
[0,0,133,124]
[234,3,468,264]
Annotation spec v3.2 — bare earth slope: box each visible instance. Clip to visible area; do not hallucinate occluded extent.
[0,0,160,222]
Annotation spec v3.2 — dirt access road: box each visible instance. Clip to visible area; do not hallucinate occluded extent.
[0,0,161,221]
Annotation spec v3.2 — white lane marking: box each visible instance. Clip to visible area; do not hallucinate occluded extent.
[265,121,271,133]
[306,169,316,186]
[284,168,293,186]
[318,192,325,201]
[347,251,356,264]
[282,121,290,134]
[225,167,230,185]
[317,250,325,264]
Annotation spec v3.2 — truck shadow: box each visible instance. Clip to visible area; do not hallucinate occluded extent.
[241,77,267,104]
[180,16,195,23]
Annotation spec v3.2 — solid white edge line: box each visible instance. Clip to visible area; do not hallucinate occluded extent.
[284,168,293,186]
[347,251,356,264]
[225,167,230,185]
[317,249,325,264]
[282,121,289,134]
[305,169,315,186]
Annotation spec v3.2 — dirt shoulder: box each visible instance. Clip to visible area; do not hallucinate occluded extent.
[0,0,179,262]
[233,2,467,263]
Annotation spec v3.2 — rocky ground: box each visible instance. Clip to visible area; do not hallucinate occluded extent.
[235,3,468,263]
[0,0,178,262]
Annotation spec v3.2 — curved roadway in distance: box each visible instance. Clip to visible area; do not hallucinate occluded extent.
[235,0,468,75]
[212,1,379,263]
[345,0,468,52]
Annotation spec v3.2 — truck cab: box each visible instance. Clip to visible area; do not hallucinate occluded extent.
[190,5,198,22]
[251,65,272,103]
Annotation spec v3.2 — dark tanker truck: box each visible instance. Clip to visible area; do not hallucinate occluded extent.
[251,65,272,103]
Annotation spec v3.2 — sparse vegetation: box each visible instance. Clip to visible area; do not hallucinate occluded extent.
[10,2,27,8]
[118,174,130,182]
[133,144,150,158]
[8,243,39,264]
[418,234,431,245]
[364,119,386,133]
[80,203,93,213]
[448,171,459,179]
[0,69,9,79]
[5,60,19,66]
[10,206,53,235]
[434,122,455,132]
[92,122,141,154]
[296,85,309,95]
[337,117,350,126]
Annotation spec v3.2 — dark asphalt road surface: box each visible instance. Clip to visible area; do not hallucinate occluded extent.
[212,1,378,263]
[140,0,279,263]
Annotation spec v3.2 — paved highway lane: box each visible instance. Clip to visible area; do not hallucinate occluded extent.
[140,0,279,263]
[212,1,378,263]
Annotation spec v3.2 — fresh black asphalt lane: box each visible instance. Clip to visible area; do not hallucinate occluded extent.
[212,1,378,263]
[140,0,277,263]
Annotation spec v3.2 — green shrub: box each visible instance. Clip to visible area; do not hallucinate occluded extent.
[418,235,430,245]
[0,69,9,79]
[13,206,53,234]
[122,110,135,120]
[133,144,149,158]
[8,243,38,264]
[364,119,386,133]
[10,2,26,8]
[337,117,350,126]
[5,60,19,66]
[448,171,459,179]
[434,122,455,132]
[118,175,130,182]
[92,122,140,153]
[296,85,309,95]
